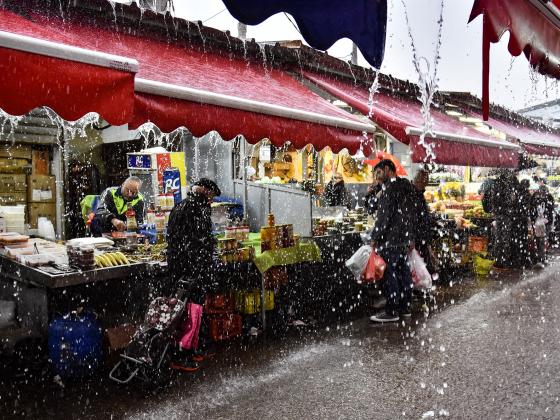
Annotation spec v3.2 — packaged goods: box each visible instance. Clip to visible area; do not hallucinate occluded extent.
[27,175,56,202]
[208,313,242,341]
[235,290,274,314]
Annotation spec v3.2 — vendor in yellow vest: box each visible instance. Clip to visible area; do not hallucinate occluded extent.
[91,176,145,236]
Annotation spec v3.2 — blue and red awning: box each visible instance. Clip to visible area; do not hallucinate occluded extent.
[221,0,387,68]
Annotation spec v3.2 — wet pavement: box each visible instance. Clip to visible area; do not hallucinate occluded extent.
[2,257,560,419]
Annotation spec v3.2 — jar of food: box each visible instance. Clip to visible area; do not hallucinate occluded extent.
[267,213,275,227]
[225,226,235,239]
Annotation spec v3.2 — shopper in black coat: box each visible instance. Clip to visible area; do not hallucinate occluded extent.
[166,178,221,303]
[369,159,417,324]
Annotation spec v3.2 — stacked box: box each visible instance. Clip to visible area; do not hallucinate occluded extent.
[27,174,56,229]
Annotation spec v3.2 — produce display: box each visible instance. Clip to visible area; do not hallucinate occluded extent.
[94,252,131,268]
[464,205,492,219]
[312,210,369,236]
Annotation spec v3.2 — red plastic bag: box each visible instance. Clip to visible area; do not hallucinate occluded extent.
[362,250,386,283]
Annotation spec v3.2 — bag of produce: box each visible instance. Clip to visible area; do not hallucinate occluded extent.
[345,245,372,281]
[362,250,386,283]
[408,249,432,290]
[473,253,494,278]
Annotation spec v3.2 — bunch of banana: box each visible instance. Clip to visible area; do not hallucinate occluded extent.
[95,252,130,268]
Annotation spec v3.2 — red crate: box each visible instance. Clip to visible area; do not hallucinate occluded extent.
[208,313,242,342]
[204,292,236,314]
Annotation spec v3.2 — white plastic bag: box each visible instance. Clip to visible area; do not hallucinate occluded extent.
[408,249,432,290]
[345,245,372,280]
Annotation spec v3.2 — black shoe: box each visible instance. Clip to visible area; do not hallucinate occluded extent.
[192,347,216,362]
[369,313,399,323]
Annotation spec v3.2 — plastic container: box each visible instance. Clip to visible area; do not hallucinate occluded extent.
[0,205,26,233]
[48,312,103,377]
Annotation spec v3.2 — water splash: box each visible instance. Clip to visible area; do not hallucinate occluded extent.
[346,61,357,85]
[136,122,165,149]
[108,1,118,26]
[258,44,269,76]
[194,21,207,53]
[401,0,445,164]
[360,68,381,156]
[0,109,24,144]
[224,31,233,60]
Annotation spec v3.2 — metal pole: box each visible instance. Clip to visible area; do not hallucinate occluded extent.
[238,22,247,40]
[242,138,248,219]
[261,273,266,333]
[53,143,64,239]
[351,42,358,65]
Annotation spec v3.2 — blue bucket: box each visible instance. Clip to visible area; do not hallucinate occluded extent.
[48,312,103,377]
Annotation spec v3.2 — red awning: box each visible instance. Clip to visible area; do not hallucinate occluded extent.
[0,8,374,154]
[0,11,137,125]
[477,115,560,157]
[303,72,520,168]
[469,0,560,119]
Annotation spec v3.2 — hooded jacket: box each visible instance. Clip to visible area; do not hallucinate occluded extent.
[166,191,215,286]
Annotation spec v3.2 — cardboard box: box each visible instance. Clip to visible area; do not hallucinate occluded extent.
[27,202,56,229]
[0,157,29,173]
[31,149,50,175]
[105,324,137,352]
[0,143,31,160]
[0,192,26,205]
[0,174,27,193]
[27,175,56,203]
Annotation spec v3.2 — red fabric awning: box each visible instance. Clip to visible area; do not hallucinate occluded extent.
[0,12,137,125]
[0,8,373,154]
[477,115,560,157]
[303,72,520,168]
[469,0,560,119]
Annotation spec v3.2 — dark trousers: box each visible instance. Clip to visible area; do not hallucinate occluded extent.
[379,247,413,317]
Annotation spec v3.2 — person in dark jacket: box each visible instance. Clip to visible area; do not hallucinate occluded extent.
[488,170,518,268]
[167,178,221,372]
[511,179,532,268]
[411,168,436,274]
[91,176,144,236]
[167,178,221,296]
[530,184,555,267]
[323,173,349,208]
[369,160,417,323]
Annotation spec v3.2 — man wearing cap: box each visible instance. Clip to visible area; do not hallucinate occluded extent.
[166,178,221,372]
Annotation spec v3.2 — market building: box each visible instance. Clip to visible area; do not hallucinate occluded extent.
[1,0,560,381]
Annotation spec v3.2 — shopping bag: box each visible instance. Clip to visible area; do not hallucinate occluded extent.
[473,254,494,278]
[345,245,372,280]
[179,303,203,350]
[362,250,386,283]
[408,249,432,290]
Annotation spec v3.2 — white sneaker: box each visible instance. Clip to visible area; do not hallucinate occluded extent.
[369,313,399,323]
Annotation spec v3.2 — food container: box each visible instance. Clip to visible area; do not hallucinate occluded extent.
[225,227,235,239]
